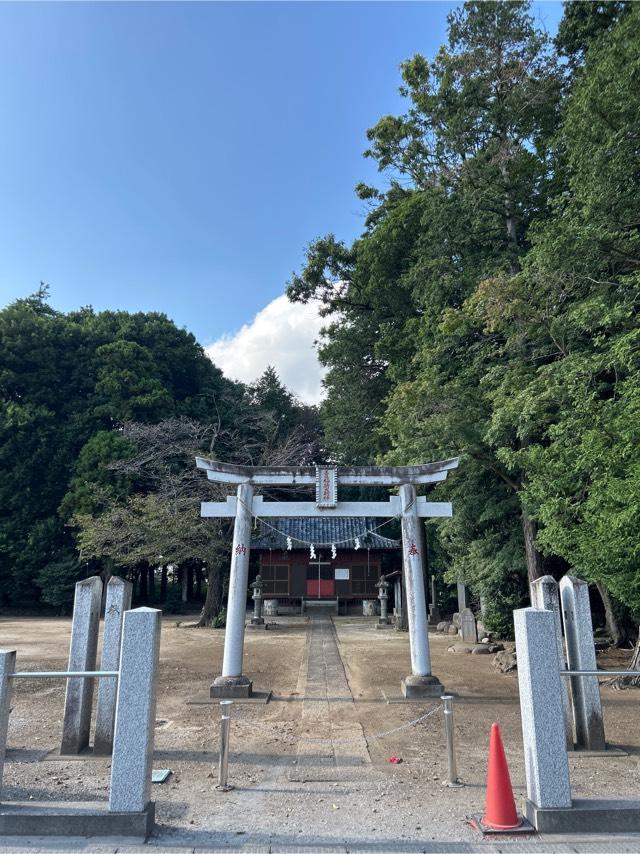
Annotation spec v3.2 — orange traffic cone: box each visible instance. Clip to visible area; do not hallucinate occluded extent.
[480,723,523,831]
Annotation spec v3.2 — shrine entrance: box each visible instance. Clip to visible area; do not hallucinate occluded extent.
[306,555,334,598]
[196,457,458,700]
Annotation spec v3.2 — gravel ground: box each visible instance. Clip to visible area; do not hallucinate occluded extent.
[1,611,639,852]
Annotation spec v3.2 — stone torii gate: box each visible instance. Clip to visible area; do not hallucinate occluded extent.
[196,457,459,699]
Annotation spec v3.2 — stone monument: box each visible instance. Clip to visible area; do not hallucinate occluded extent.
[460,608,478,644]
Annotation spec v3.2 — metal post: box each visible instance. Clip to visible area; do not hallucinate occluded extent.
[216,700,233,792]
[441,695,463,787]
[0,649,16,801]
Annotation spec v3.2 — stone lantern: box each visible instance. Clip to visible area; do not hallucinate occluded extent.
[375,574,391,625]
[249,574,264,626]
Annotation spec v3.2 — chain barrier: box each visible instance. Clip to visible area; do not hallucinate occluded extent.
[228,702,442,745]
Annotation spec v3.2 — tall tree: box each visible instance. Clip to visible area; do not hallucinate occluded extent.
[289,1,563,598]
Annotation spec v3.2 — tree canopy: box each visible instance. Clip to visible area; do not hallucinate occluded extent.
[0,288,320,612]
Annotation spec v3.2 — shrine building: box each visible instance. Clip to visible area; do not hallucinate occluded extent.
[250,517,400,607]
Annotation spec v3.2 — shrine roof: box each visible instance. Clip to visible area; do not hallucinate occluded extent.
[251,518,400,550]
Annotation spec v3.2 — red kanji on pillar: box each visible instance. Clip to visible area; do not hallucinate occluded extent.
[235,544,247,556]
[408,542,418,556]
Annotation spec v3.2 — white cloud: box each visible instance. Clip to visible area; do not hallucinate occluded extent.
[206,295,326,405]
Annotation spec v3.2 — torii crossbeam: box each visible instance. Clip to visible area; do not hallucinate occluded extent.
[196,457,459,699]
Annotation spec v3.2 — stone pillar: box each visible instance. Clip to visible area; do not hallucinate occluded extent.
[61,576,102,755]
[0,649,16,801]
[560,575,606,751]
[530,575,573,750]
[94,577,133,755]
[456,582,468,613]
[514,607,572,809]
[428,576,441,624]
[180,567,188,603]
[211,482,254,698]
[394,578,402,616]
[109,607,161,813]
[400,484,443,697]
[250,574,264,625]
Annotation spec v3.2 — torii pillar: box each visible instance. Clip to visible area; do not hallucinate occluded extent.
[210,482,254,698]
[400,484,443,698]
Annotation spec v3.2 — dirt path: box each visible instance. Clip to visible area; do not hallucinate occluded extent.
[1,613,640,852]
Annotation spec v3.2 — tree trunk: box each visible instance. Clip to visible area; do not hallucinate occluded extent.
[100,558,114,615]
[148,566,155,601]
[196,564,224,627]
[138,564,148,602]
[500,158,521,275]
[596,582,626,647]
[160,566,168,600]
[522,512,545,588]
[180,566,188,603]
[187,566,194,600]
[195,565,202,600]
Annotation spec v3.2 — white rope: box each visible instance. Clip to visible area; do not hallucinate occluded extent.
[238,494,416,548]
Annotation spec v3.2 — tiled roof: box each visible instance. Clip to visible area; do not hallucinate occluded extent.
[251,517,400,550]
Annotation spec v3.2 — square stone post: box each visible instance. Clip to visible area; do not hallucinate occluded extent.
[94,576,133,755]
[560,575,606,751]
[514,608,572,810]
[530,575,573,750]
[394,578,402,615]
[211,482,254,698]
[400,484,443,697]
[109,607,161,813]
[61,576,102,755]
[0,649,16,801]
[456,582,468,613]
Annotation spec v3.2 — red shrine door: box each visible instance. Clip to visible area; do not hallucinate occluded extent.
[306,559,334,597]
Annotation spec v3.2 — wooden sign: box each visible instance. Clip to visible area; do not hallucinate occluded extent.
[315,466,338,508]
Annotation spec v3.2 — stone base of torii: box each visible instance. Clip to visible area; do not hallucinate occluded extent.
[195,458,459,699]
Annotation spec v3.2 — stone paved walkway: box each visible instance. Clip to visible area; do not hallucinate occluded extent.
[291,613,370,778]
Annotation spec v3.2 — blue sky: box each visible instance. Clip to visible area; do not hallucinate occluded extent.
[0,1,563,399]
